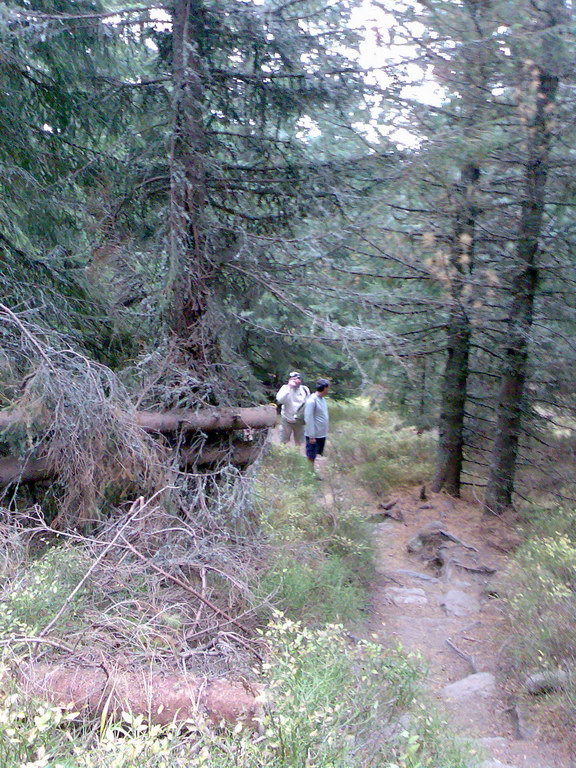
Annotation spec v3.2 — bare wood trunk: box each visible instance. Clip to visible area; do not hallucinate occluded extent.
[0,440,265,487]
[484,2,563,513]
[182,442,263,468]
[21,663,264,729]
[135,405,276,433]
[0,405,276,433]
[0,455,52,486]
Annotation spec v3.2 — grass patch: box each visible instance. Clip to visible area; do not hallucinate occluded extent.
[254,442,371,624]
[501,502,576,739]
[256,552,364,624]
[330,399,436,496]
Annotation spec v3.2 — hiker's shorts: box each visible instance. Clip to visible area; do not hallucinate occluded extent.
[305,436,326,460]
[279,418,304,446]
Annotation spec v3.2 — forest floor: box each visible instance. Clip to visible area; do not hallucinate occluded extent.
[314,454,574,768]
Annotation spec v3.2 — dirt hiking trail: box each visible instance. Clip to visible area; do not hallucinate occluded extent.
[317,460,573,768]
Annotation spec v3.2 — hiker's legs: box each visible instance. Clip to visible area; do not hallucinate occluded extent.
[279,418,293,444]
[292,423,305,446]
[314,437,326,457]
[305,436,318,467]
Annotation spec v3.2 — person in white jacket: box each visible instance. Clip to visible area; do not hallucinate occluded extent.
[276,371,310,446]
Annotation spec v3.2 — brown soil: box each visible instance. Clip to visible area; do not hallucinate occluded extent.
[324,472,573,768]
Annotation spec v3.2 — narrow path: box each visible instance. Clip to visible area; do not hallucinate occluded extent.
[308,440,576,768]
[269,431,572,766]
[361,487,572,768]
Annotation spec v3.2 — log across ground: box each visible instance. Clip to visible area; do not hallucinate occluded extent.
[0,404,276,485]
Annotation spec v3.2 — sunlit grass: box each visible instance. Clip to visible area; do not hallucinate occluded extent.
[330,399,436,496]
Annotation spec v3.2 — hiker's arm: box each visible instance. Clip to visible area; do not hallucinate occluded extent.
[276,385,290,404]
[304,398,317,438]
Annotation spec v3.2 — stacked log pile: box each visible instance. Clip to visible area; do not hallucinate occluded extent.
[0,405,276,487]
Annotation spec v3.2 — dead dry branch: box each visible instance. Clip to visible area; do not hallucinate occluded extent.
[0,308,270,695]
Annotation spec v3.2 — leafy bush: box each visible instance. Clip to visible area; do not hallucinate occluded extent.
[502,503,576,732]
[384,704,478,768]
[0,546,92,639]
[506,533,576,667]
[330,399,436,496]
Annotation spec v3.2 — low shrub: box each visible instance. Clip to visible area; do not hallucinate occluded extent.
[0,546,93,640]
[330,400,436,496]
[384,704,478,768]
[502,503,576,735]
[255,442,372,623]
[0,620,430,768]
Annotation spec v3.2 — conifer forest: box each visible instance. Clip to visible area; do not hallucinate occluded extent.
[1,1,576,766]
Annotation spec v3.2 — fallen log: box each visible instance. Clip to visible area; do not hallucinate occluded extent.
[182,442,263,468]
[0,405,277,434]
[20,663,265,729]
[0,442,264,487]
[0,455,52,486]
[135,406,276,433]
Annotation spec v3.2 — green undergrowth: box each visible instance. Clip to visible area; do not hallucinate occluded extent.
[329,399,436,496]
[0,547,93,641]
[501,500,576,729]
[254,442,371,624]
[0,412,474,768]
[0,619,476,768]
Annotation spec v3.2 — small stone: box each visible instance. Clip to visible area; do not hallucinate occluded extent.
[393,569,439,583]
[512,702,536,740]
[380,712,412,741]
[440,589,480,616]
[441,672,496,701]
[476,737,509,749]
[406,521,444,552]
[385,587,428,606]
[525,670,568,695]
[479,761,518,768]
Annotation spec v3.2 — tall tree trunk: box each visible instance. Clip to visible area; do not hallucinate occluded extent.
[484,0,564,513]
[169,0,213,359]
[432,162,478,496]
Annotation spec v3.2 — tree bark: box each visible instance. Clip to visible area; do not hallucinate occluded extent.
[432,311,471,495]
[484,0,564,513]
[21,663,264,729]
[169,0,213,357]
[432,163,478,496]
[135,405,276,433]
[0,440,266,488]
[0,455,52,486]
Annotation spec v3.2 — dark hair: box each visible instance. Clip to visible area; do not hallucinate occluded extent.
[316,378,330,392]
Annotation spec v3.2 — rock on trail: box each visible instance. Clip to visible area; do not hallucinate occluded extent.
[365,488,572,768]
